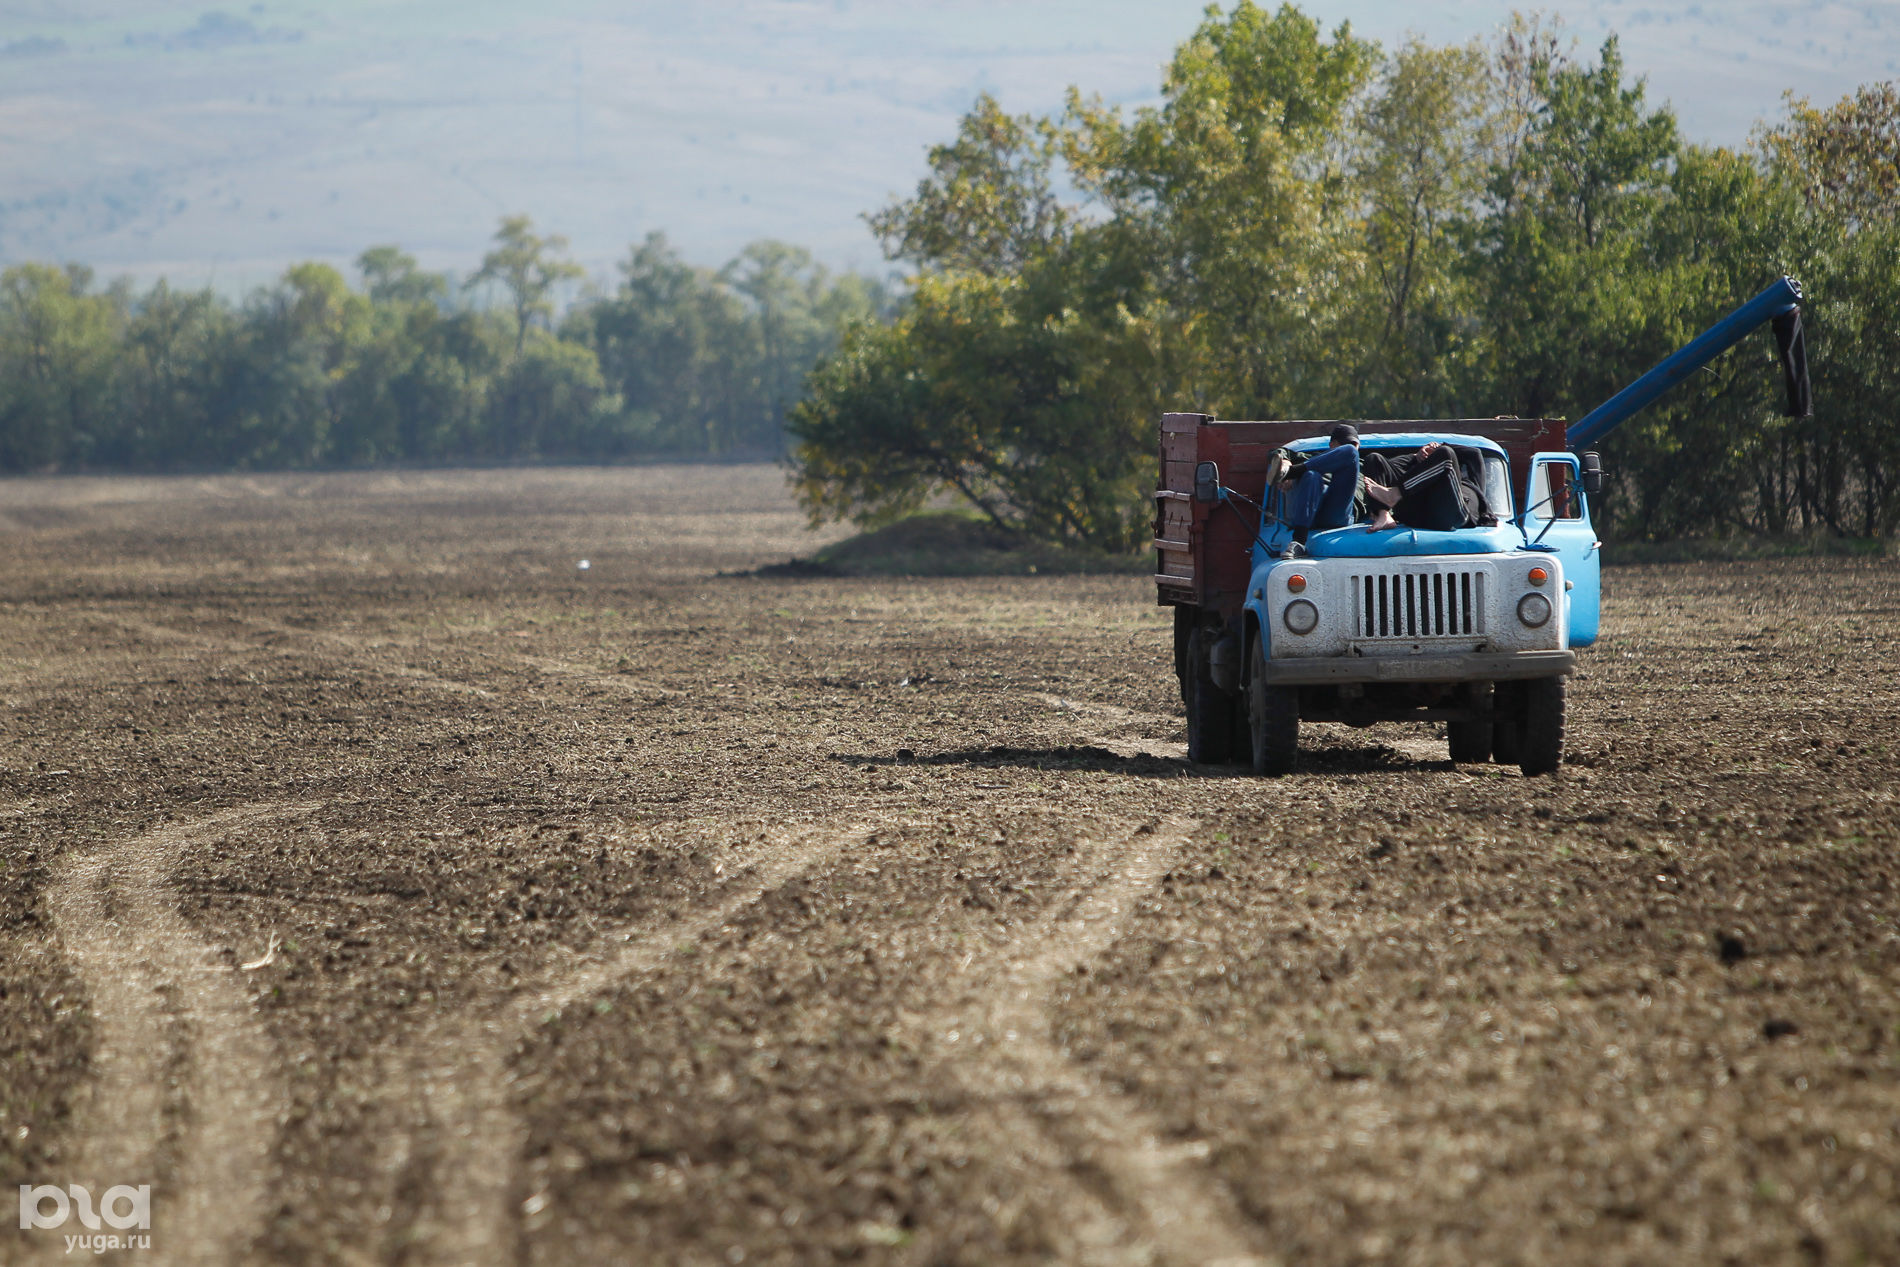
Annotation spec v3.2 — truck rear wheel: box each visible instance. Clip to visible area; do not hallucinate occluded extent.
[1172,606,1194,707]
[1185,629,1235,763]
[1227,691,1253,768]
[1517,676,1566,776]
[1247,635,1298,776]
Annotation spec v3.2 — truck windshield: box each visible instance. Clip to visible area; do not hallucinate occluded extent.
[1483,453,1511,518]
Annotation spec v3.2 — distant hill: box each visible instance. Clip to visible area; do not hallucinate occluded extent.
[0,1,1891,290]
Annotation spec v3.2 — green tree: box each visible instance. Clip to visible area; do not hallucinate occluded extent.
[797,1,1378,543]
[578,233,886,456]
[1347,38,1496,413]
[357,245,449,308]
[117,281,231,468]
[0,263,124,471]
[220,262,370,467]
[790,267,1165,549]
[578,232,756,453]
[326,246,494,464]
[866,95,1070,275]
[1064,1,1377,414]
[1759,82,1900,231]
[473,215,584,354]
[1468,36,1681,422]
[1603,146,1811,537]
[1758,82,1900,536]
[484,337,622,460]
[722,240,886,450]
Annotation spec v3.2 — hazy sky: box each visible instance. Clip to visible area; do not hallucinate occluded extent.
[0,1,1891,290]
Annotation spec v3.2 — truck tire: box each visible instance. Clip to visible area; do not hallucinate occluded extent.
[1517,675,1566,776]
[1447,719,1493,763]
[1491,682,1522,766]
[1447,682,1493,763]
[1185,629,1235,764]
[1247,635,1299,776]
[1228,690,1254,768]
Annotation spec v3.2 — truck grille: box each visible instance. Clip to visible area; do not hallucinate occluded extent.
[1352,569,1483,638]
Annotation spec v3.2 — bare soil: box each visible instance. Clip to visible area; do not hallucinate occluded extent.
[1,465,1895,1266]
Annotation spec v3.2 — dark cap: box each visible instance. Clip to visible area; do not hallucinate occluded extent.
[1329,423,1360,446]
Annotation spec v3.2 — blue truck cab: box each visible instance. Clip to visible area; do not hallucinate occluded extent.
[1157,277,1810,776]
[1253,433,1601,649]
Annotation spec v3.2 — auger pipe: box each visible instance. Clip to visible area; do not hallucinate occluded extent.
[1566,276,1804,451]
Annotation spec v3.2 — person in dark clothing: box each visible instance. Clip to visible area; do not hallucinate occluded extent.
[1362,442,1484,531]
[1270,423,1362,546]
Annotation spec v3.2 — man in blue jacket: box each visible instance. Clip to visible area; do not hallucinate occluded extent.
[1268,423,1361,548]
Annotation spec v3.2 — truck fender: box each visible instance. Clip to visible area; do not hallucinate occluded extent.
[1242,588,1272,670]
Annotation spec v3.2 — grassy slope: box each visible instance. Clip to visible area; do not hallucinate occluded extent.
[757,512,1149,578]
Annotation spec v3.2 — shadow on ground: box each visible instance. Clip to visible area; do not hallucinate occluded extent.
[832,741,1457,779]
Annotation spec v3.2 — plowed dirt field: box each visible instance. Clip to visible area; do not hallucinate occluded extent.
[2,465,1896,1266]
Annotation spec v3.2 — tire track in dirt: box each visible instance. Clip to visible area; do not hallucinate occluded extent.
[1355,728,1519,773]
[209,617,497,700]
[104,615,495,699]
[1032,692,1179,733]
[381,815,868,1267]
[194,615,673,703]
[506,651,678,702]
[1036,692,1489,775]
[0,617,236,692]
[1033,693,1190,767]
[108,613,676,706]
[43,803,314,1267]
[915,815,1267,1267]
[1376,732,1455,767]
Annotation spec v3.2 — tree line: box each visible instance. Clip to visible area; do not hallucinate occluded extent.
[5,3,1893,549]
[0,218,890,472]
[789,5,1900,547]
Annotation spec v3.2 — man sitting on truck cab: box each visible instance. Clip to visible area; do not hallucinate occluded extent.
[1362,442,1486,532]
[1270,423,1361,548]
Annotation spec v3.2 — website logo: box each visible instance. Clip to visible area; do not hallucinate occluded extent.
[18,1185,152,1254]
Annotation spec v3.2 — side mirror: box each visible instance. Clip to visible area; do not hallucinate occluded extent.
[1580,451,1603,498]
[1194,460,1221,504]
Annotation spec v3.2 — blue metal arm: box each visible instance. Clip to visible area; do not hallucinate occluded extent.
[1566,276,1804,451]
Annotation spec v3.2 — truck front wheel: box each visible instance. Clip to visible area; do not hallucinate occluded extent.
[1448,682,1493,762]
[1491,682,1522,765]
[1247,635,1299,776]
[1517,676,1566,776]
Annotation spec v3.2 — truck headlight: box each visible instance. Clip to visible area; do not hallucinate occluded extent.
[1283,599,1319,635]
[1517,592,1552,628]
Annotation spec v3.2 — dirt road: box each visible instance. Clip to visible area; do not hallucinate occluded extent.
[2,466,1895,1265]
